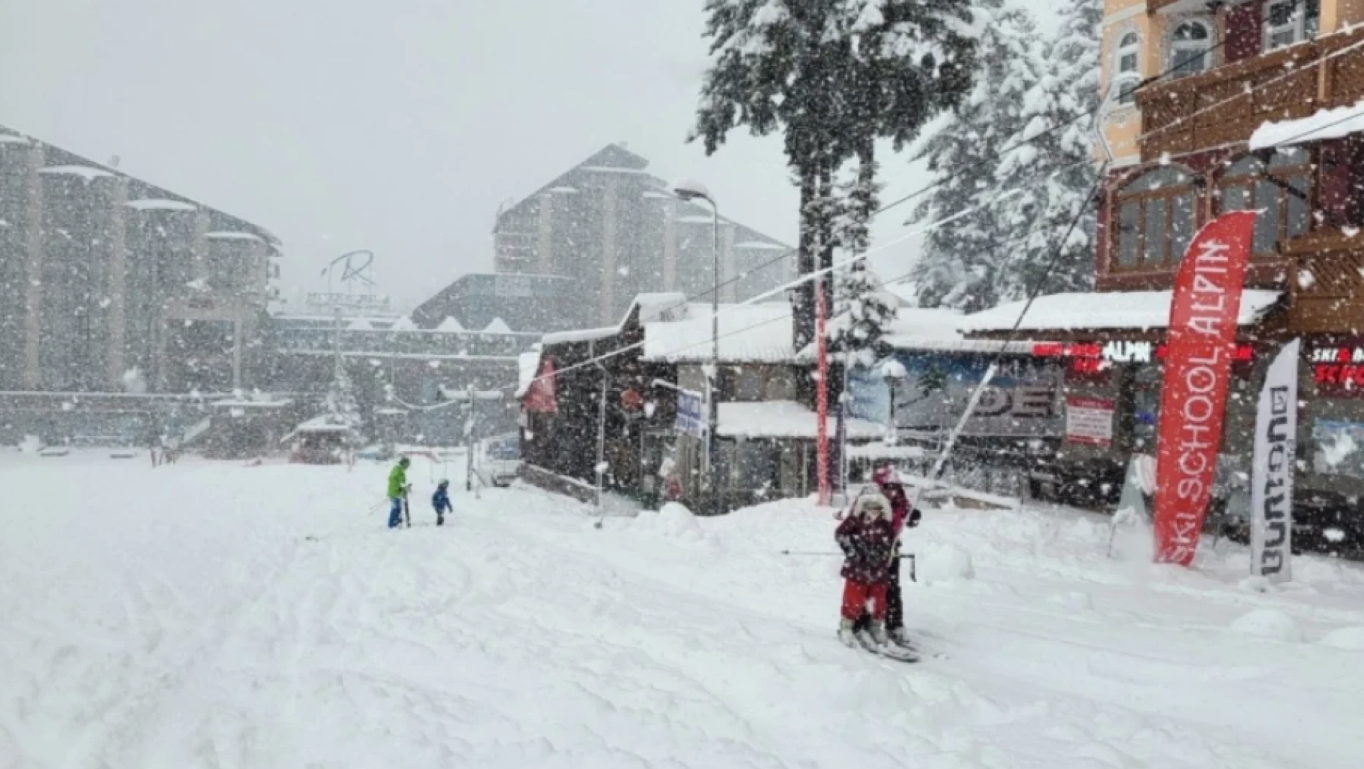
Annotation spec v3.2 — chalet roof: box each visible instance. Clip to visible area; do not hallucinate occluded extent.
[0,122,280,248]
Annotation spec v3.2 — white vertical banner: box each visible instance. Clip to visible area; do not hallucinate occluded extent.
[1250,339,1300,583]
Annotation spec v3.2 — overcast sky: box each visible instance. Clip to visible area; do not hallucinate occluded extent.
[0,0,1059,310]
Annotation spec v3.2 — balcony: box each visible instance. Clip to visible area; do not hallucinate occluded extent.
[1136,26,1364,161]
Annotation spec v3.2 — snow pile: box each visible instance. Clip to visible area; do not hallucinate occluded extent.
[1320,626,1364,650]
[16,435,43,453]
[916,543,975,584]
[1228,609,1302,642]
[630,502,703,540]
[121,367,147,394]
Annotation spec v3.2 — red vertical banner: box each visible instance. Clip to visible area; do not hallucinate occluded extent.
[1153,212,1256,565]
[815,276,830,506]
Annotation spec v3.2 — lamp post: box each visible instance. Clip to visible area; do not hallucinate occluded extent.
[671,178,720,515]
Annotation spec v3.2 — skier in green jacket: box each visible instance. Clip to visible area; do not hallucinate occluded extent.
[387,456,411,528]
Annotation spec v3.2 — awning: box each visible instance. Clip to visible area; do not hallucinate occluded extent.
[960,290,1282,334]
[1250,100,1364,151]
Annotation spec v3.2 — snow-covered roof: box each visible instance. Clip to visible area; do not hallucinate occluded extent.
[642,190,674,200]
[717,400,885,440]
[483,317,513,334]
[643,303,793,363]
[546,186,580,194]
[678,215,721,224]
[542,324,619,346]
[579,165,649,174]
[959,290,1283,333]
[0,134,29,145]
[734,241,788,251]
[290,416,356,434]
[389,316,418,332]
[374,407,408,416]
[515,350,542,398]
[205,231,264,242]
[39,165,114,181]
[541,293,686,347]
[435,316,465,332]
[632,292,688,324]
[347,318,375,331]
[1250,99,1364,151]
[126,199,198,212]
[210,398,292,409]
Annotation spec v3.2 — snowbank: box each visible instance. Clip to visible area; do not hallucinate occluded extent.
[1228,609,1302,642]
[1320,626,1364,650]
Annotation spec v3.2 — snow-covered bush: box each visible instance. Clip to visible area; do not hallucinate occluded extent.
[1228,609,1301,642]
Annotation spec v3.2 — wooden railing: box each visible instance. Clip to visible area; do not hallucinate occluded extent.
[1136,26,1364,161]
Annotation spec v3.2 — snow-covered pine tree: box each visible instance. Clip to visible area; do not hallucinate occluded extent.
[827,159,898,366]
[909,1,1047,312]
[1002,0,1102,297]
[693,0,980,348]
[323,360,363,437]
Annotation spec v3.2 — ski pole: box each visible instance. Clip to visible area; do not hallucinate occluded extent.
[778,550,915,559]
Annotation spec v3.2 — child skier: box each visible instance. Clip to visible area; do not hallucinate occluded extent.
[871,465,921,645]
[835,491,897,646]
[432,480,452,526]
[387,456,411,529]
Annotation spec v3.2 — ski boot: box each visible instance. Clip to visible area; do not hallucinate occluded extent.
[887,625,915,649]
[838,618,857,647]
[870,621,890,645]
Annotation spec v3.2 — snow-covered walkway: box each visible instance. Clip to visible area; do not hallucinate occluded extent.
[2,453,1362,768]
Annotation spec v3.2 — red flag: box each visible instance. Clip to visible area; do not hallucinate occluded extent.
[524,357,558,414]
[1152,212,1256,566]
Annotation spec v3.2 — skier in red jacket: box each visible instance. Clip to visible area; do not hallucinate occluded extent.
[835,491,897,646]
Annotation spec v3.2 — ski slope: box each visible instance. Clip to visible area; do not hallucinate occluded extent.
[2,452,1363,769]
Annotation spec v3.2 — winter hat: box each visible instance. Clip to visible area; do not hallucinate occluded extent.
[399,456,411,467]
[854,492,892,520]
[438,479,449,489]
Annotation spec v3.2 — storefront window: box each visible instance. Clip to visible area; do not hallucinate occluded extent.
[1113,167,1198,270]
[1216,150,1311,258]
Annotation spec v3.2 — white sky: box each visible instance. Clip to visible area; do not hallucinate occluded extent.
[0,0,1060,308]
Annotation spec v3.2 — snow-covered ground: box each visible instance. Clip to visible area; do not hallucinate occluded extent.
[3,452,1363,769]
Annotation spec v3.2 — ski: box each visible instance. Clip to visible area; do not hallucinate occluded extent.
[852,631,920,663]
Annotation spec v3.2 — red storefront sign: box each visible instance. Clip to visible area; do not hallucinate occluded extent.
[1152,212,1256,567]
[1310,346,1364,395]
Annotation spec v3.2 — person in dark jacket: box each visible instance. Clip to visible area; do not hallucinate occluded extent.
[868,465,921,644]
[835,491,896,646]
[432,480,452,526]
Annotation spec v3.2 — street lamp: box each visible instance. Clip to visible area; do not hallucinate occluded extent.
[671,178,720,515]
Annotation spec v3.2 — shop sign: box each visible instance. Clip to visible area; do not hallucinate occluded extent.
[1033,341,1252,364]
[674,388,705,438]
[1310,346,1364,392]
[1065,396,1115,447]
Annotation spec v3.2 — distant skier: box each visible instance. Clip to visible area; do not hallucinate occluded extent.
[835,491,896,646]
[860,465,921,645]
[387,456,411,529]
[432,479,452,526]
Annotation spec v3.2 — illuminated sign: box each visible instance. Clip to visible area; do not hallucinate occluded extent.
[1032,341,1253,364]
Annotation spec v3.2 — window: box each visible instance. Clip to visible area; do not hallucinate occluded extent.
[1113,167,1198,270]
[1215,149,1311,258]
[1169,20,1212,78]
[1112,31,1141,104]
[1264,0,1320,51]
